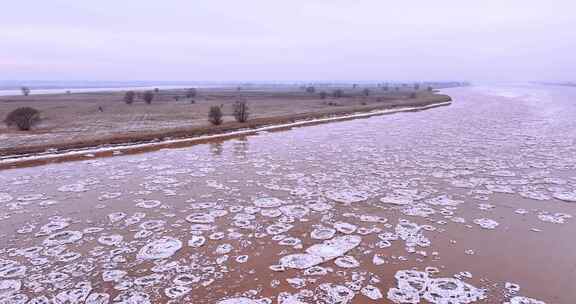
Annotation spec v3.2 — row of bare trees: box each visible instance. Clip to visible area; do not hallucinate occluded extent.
[208,101,249,125]
[123,88,198,105]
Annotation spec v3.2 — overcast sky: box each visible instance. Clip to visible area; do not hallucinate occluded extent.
[1,0,574,82]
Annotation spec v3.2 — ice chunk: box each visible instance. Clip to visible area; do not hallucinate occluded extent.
[137,237,182,260]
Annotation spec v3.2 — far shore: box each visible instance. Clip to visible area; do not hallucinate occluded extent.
[0,85,454,159]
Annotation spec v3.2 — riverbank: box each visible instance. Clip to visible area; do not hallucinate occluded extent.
[0,87,451,161]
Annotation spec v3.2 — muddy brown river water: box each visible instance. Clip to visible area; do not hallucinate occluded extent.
[1,84,576,304]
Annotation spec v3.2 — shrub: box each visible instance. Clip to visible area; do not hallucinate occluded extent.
[4,107,40,131]
[319,91,327,99]
[208,106,223,125]
[414,83,420,90]
[21,87,30,96]
[186,88,197,98]
[427,86,433,92]
[305,86,316,94]
[233,100,249,123]
[362,88,370,96]
[332,89,344,98]
[143,91,154,104]
[154,88,160,93]
[124,91,135,104]
[410,92,417,99]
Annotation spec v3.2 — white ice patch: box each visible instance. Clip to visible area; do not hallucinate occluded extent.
[333,222,357,234]
[361,285,383,300]
[98,234,123,246]
[306,235,362,260]
[311,227,337,240]
[334,255,360,268]
[135,199,162,209]
[315,283,355,304]
[137,237,182,260]
[253,197,284,208]
[325,190,368,204]
[280,254,323,269]
[473,218,499,229]
[552,191,576,202]
[537,212,572,224]
[217,298,259,304]
[0,193,13,203]
[188,235,206,248]
[388,270,485,304]
[43,231,83,247]
[279,205,310,218]
[507,296,546,304]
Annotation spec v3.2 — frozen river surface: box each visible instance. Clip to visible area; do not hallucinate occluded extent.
[1,84,576,303]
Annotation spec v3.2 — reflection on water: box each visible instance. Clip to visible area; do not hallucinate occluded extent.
[1,85,575,303]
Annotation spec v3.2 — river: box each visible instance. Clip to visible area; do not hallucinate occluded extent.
[0,84,574,303]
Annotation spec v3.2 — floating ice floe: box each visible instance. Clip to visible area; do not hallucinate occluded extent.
[315,283,355,304]
[188,235,206,248]
[165,286,191,299]
[57,183,88,193]
[361,285,384,300]
[280,254,324,270]
[280,205,310,218]
[334,255,360,268]
[279,235,362,270]
[266,223,294,235]
[506,296,546,304]
[0,279,21,296]
[505,282,520,294]
[333,222,357,234]
[306,235,362,260]
[135,199,162,209]
[310,227,336,240]
[387,270,485,304]
[380,194,414,206]
[473,218,499,229]
[43,231,83,247]
[325,190,369,204]
[552,190,576,202]
[537,212,572,224]
[217,297,260,304]
[425,195,463,206]
[102,270,127,282]
[98,234,123,246]
[0,193,13,204]
[253,197,284,208]
[85,293,110,304]
[137,237,182,260]
[108,212,127,223]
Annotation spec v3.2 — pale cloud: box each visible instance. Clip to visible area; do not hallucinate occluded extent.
[1,0,574,81]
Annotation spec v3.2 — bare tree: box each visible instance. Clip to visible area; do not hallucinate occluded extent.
[143,91,154,104]
[124,91,135,104]
[208,106,223,125]
[233,100,249,123]
[362,88,370,96]
[4,107,40,131]
[186,88,197,98]
[21,87,31,96]
[319,91,328,99]
[333,89,344,98]
[305,86,316,94]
